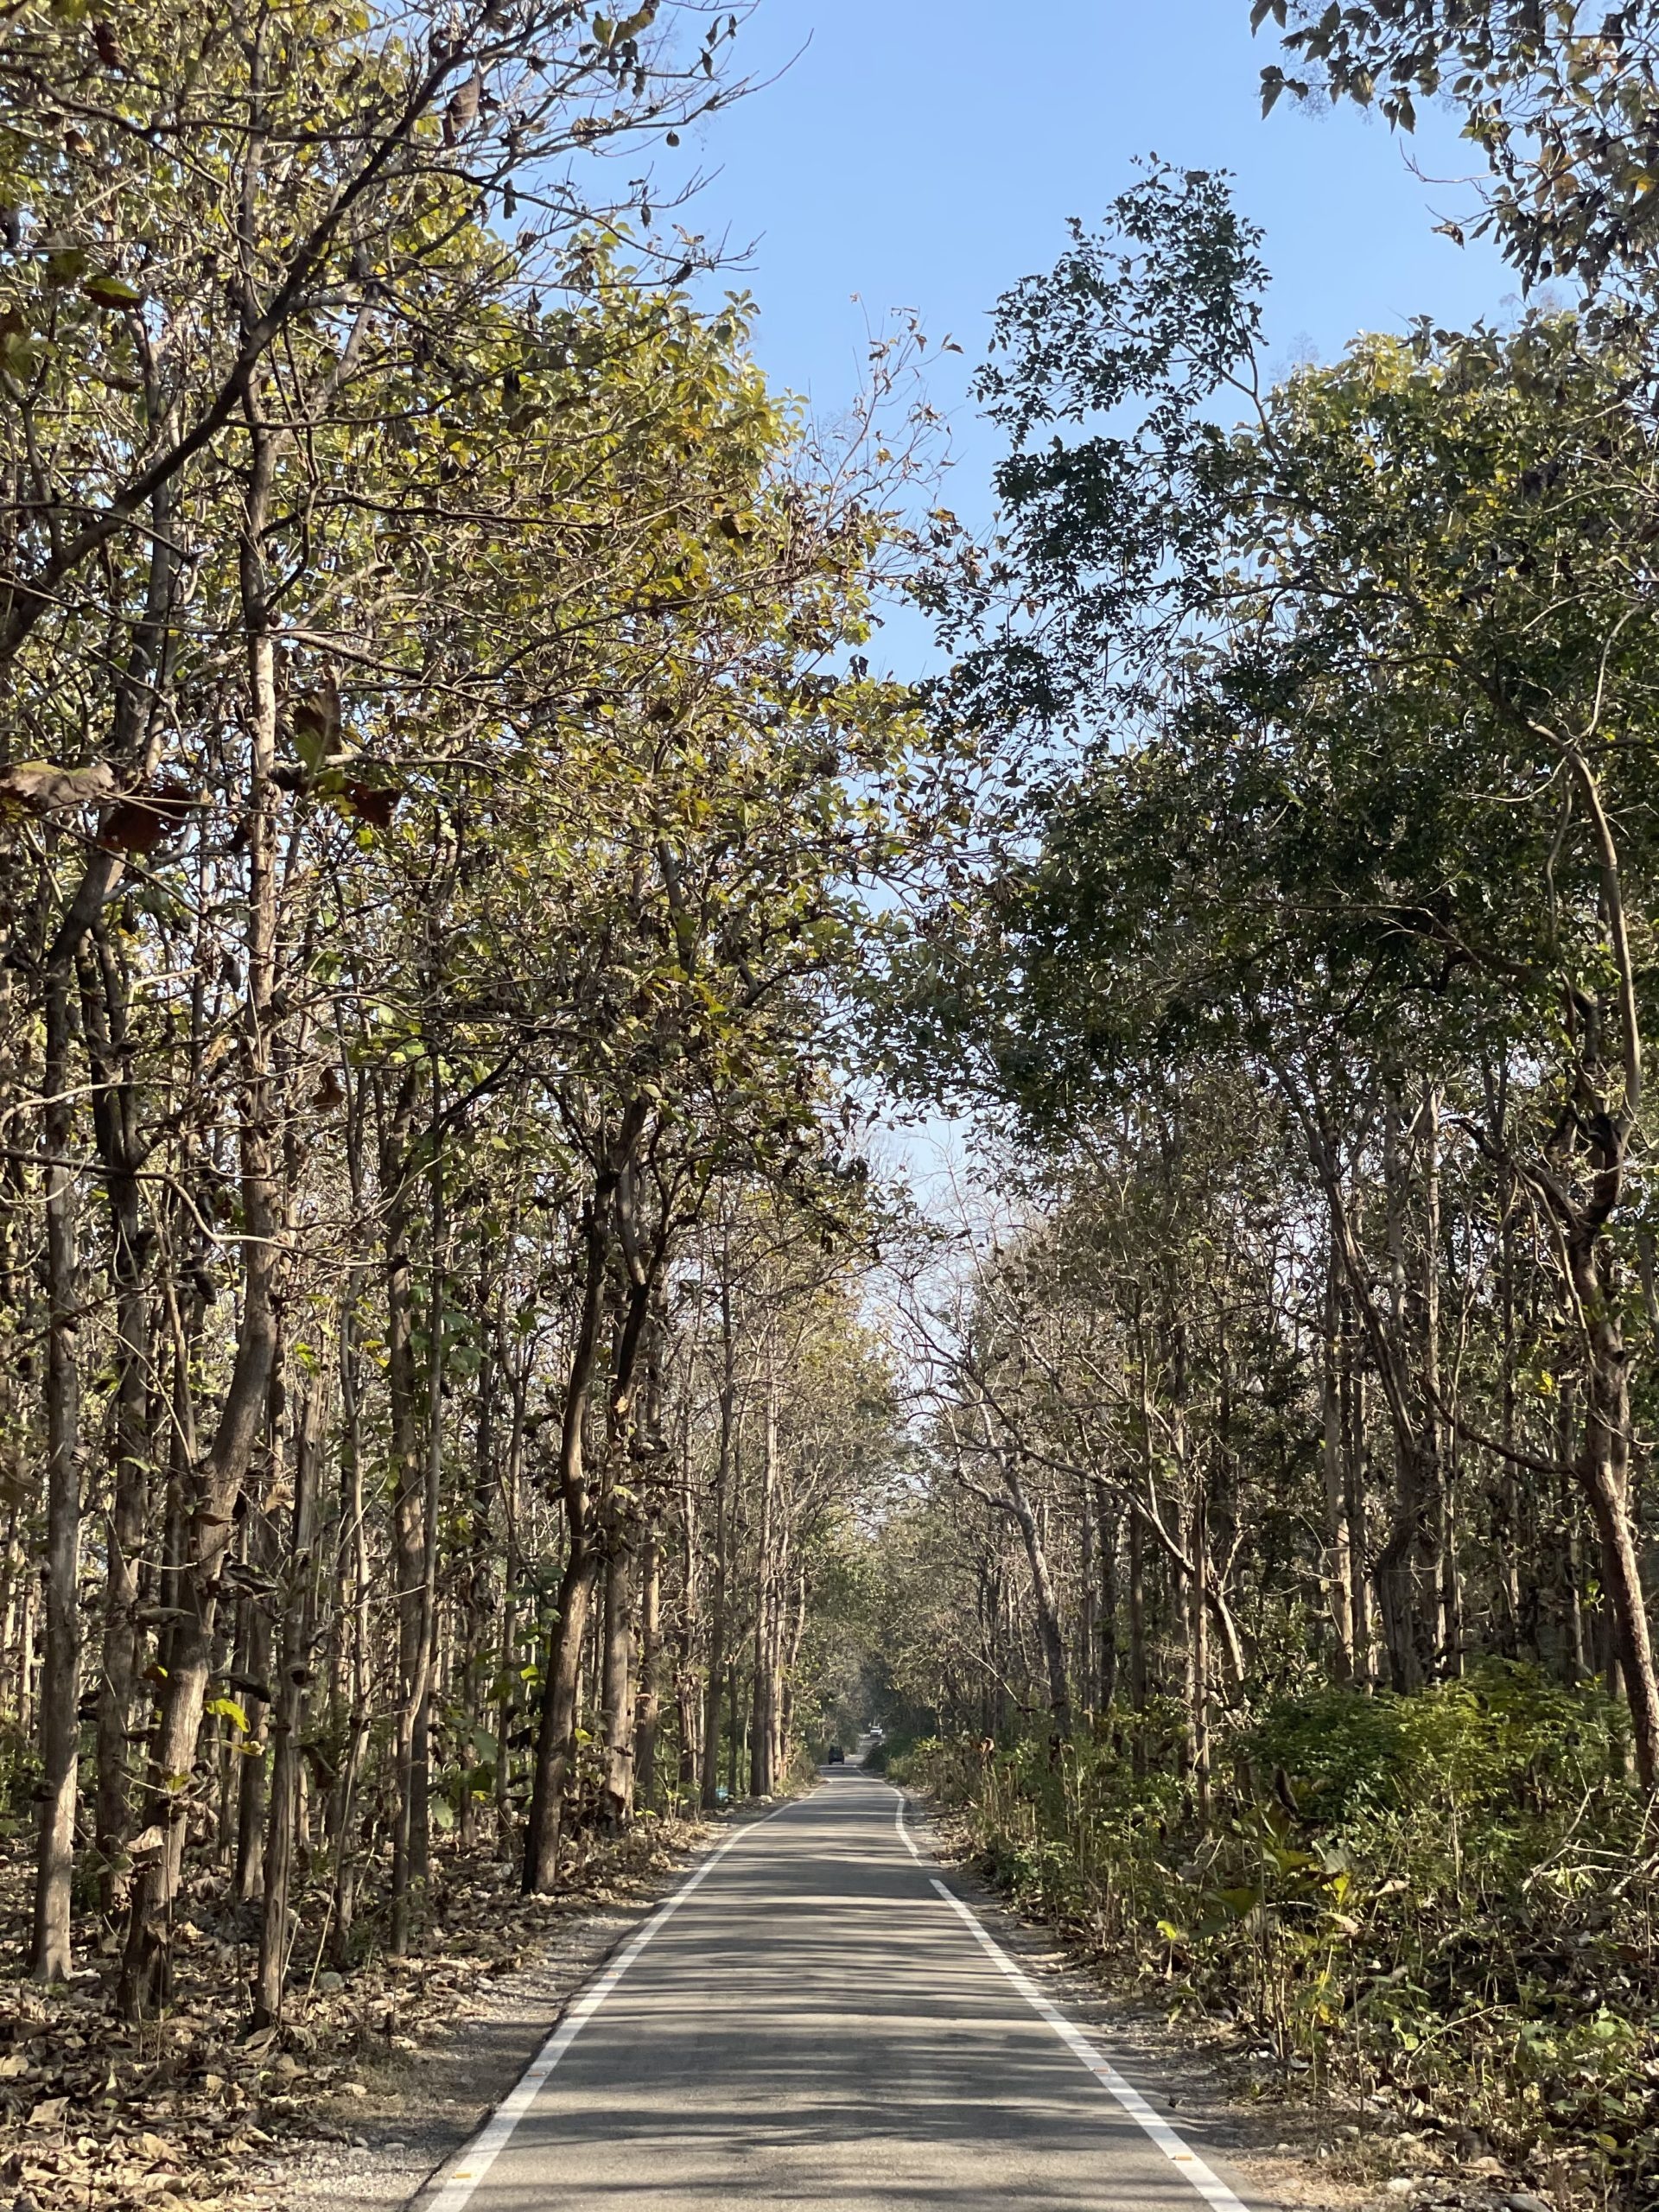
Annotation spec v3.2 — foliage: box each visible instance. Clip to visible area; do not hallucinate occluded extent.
[900,1685,1659,2198]
[1253,1,1659,296]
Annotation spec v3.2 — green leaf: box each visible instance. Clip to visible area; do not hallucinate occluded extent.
[0,310,39,380]
[292,686,340,773]
[81,272,140,309]
[1214,1885,1262,1921]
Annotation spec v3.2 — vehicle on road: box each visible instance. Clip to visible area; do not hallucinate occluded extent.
[826,1745,844,1763]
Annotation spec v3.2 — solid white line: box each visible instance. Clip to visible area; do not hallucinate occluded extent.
[930,1877,1250,2212]
[421,1799,798,2212]
[893,1787,923,1862]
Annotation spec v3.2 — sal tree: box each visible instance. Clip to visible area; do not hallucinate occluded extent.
[917,166,1659,1784]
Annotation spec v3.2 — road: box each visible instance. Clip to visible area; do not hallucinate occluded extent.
[423,1769,1264,2212]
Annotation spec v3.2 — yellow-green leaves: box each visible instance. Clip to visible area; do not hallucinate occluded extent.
[81,271,141,309]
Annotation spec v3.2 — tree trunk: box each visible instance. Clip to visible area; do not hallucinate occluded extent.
[999,1450,1071,1742]
[699,1288,735,1810]
[1077,1478,1097,1726]
[524,1173,616,1892]
[1343,1363,1374,1686]
[252,1366,324,2025]
[80,926,152,1913]
[1321,1255,1355,1682]
[633,1522,664,1809]
[1187,1479,1211,1828]
[749,1374,779,1797]
[381,1070,426,1950]
[118,385,283,2022]
[1128,1510,1147,1776]
[30,966,80,1982]
[674,1433,701,1794]
[1570,1228,1659,1789]
[1092,1479,1121,1712]
[331,1294,372,1966]
[232,1516,275,1904]
[598,1514,636,1834]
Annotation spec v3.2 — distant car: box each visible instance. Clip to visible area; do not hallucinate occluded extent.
[826,1745,844,1763]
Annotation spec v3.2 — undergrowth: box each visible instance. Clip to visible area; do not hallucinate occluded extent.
[0,1811,708,2212]
[894,1662,1659,2208]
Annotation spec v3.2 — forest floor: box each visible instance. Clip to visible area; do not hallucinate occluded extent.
[912,1794,1574,2212]
[0,1808,741,2212]
[0,1790,1573,2212]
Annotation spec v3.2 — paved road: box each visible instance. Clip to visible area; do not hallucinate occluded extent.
[425,1770,1264,2212]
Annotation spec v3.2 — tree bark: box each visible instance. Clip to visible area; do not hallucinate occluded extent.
[598,1510,636,1834]
[749,1372,779,1797]
[699,1285,736,1810]
[1187,1478,1211,1828]
[118,380,283,2021]
[82,926,152,1914]
[380,1069,427,1950]
[1092,1478,1121,1712]
[633,1522,663,1808]
[30,965,80,1981]
[1321,1253,1355,1682]
[524,1171,617,1891]
[1000,1449,1071,1743]
[1570,1225,1659,1788]
[252,1365,324,2025]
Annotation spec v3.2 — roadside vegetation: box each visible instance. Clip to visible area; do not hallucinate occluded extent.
[849,13,1659,2207]
[9,5,1659,2212]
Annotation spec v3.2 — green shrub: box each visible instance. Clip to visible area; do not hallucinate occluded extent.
[912,1673,1656,2204]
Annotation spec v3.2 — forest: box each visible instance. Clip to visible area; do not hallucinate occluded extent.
[2,2,1659,2209]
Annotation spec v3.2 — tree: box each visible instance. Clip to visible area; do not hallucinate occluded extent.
[1253,1,1659,295]
[899,170,1659,1784]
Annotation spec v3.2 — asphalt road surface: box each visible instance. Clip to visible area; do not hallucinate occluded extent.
[423,1769,1264,2212]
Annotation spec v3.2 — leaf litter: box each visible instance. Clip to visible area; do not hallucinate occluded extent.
[0,1814,712,2212]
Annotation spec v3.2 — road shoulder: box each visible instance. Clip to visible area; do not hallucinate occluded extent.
[252,1801,798,2212]
[895,1786,1368,2212]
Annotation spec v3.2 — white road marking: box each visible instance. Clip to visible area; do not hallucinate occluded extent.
[929,1875,1252,2212]
[893,1789,923,1862]
[420,1800,797,2212]
[428,1778,1250,2212]
[887,1779,1248,2207]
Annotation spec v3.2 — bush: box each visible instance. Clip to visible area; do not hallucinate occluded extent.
[1247,1662,1618,1825]
[913,1672,1656,2205]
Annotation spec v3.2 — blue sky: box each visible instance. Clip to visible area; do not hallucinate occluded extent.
[646,1,1519,1173]
[659,0,1512,599]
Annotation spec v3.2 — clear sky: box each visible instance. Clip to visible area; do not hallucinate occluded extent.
[645,1,1518,1175]
[660,0,1512,579]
